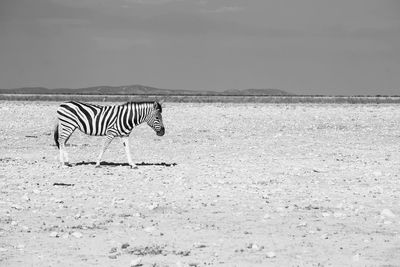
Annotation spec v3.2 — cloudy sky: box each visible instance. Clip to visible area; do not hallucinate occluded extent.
[0,0,399,95]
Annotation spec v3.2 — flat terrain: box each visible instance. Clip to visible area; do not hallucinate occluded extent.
[0,101,400,266]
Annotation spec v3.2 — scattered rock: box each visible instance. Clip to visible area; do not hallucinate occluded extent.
[251,243,263,251]
[381,209,396,218]
[121,243,130,249]
[266,251,276,258]
[21,194,30,201]
[148,203,159,210]
[143,226,156,233]
[246,243,264,251]
[126,245,165,256]
[352,254,360,262]
[11,204,22,210]
[108,254,118,259]
[130,257,142,267]
[174,250,190,256]
[71,232,83,238]
[49,232,59,238]
[297,222,307,227]
[61,233,69,239]
[112,197,125,205]
[193,243,206,249]
[333,212,346,218]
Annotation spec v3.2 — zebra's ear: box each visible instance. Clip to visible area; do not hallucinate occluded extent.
[154,101,163,112]
[155,99,165,109]
[160,100,166,110]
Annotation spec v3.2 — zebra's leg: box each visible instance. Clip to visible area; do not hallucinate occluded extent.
[121,136,136,168]
[59,143,65,164]
[58,123,76,167]
[95,135,114,168]
[62,147,70,166]
[59,143,72,167]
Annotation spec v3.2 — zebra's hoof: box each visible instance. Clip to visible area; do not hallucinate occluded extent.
[130,165,138,169]
[95,165,101,168]
[61,162,72,168]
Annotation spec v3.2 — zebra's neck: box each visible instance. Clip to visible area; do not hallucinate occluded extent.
[130,102,153,125]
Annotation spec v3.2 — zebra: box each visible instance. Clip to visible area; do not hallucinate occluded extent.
[54,101,165,168]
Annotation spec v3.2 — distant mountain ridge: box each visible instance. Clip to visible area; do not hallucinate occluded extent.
[0,85,292,96]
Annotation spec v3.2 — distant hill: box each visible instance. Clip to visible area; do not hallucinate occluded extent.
[222,88,292,96]
[0,85,292,96]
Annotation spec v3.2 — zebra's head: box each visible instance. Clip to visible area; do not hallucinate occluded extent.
[146,102,165,136]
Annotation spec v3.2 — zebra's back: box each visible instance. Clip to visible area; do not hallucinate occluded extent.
[57,101,120,136]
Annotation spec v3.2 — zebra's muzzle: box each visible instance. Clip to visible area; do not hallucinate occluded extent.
[156,127,165,136]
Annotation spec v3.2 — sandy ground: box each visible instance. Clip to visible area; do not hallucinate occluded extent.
[0,101,400,267]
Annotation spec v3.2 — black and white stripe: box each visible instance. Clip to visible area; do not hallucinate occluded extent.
[54,101,165,167]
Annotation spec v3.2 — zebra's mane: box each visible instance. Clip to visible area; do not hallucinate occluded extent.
[68,101,162,113]
[127,101,162,113]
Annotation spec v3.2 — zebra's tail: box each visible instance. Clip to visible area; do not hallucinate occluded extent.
[54,123,60,149]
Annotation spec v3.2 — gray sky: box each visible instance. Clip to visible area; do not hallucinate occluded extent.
[0,0,399,95]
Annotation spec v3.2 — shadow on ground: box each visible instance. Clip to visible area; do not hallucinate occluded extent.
[74,161,177,167]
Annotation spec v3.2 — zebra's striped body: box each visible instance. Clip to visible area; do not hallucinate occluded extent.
[55,101,165,167]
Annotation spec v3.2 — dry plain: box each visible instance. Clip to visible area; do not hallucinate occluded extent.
[0,101,400,266]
